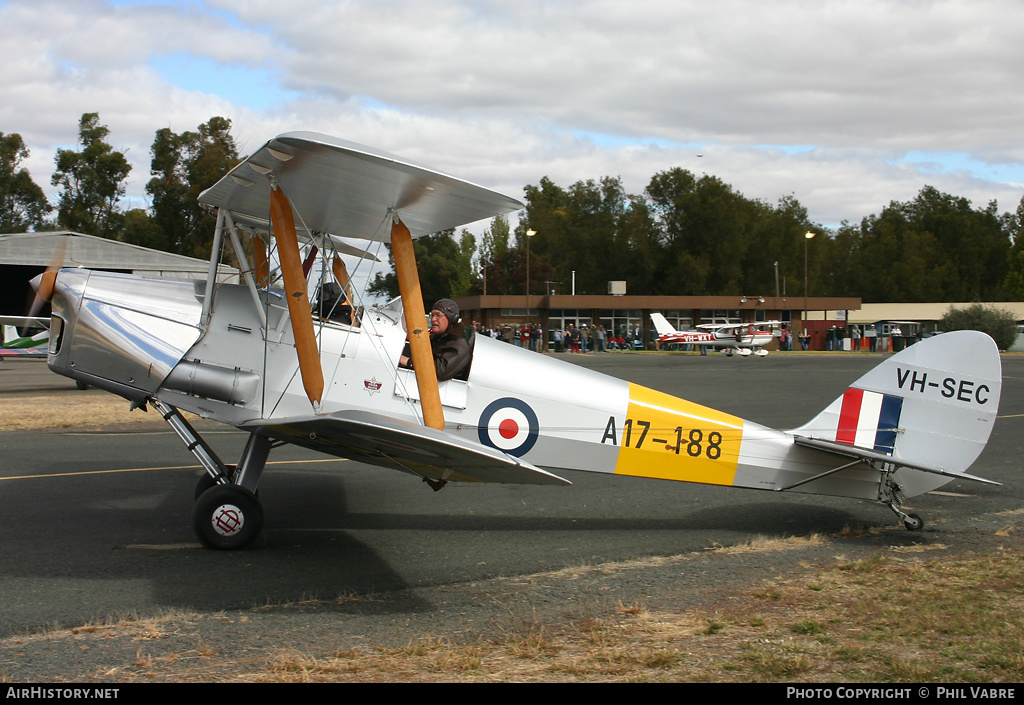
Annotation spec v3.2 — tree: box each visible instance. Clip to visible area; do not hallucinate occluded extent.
[51,113,131,239]
[146,117,239,258]
[476,213,514,294]
[522,176,638,295]
[1003,196,1024,299]
[368,229,479,305]
[846,186,1012,303]
[479,213,512,269]
[122,208,166,251]
[646,169,764,295]
[0,132,51,232]
[941,303,1019,350]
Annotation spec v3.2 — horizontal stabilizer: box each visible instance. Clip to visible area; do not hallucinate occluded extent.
[792,435,1001,486]
[246,409,571,486]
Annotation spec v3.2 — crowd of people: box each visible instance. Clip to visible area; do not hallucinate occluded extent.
[465,322,645,353]
[456,319,907,355]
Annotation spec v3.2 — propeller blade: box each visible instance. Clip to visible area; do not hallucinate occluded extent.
[269,184,325,409]
[28,237,67,318]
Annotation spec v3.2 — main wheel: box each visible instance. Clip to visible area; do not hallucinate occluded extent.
[194,466,236,500]
[192,484,263,550]
[903,513,924,531]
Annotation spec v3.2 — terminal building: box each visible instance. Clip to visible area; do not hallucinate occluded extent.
[453,293,1024,352]
[452,292,862,350]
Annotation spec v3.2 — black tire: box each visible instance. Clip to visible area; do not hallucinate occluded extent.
[192,484,263,550]
[194,466,235,500]
[75,380,89,390]
[903,513,924,531]
[194,473,218,501]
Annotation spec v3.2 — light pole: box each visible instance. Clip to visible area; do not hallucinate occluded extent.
[803,231,815,346]
[525,229,536,336]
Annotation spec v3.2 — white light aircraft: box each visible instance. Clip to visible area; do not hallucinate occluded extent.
[651,312,778,356]
[1,316,49,358]
[30,132,1002,549]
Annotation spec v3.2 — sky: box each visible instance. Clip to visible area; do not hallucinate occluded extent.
[2,0,1023,237]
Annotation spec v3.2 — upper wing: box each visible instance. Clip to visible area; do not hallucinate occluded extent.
[698,321,781,331]
[245,409,571,486]
[199,132,524,242]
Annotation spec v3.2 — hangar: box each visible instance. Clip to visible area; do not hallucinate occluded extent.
[0,231,237,317]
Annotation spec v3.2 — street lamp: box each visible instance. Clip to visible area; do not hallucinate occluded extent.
[803,231,815,347]
[525,229,536,334]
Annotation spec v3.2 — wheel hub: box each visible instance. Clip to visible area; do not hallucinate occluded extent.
[211,504,244,536]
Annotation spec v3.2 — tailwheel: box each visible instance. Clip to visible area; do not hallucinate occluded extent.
[903,513,924,531]
[192,484,263,550]
[881,475,924,532]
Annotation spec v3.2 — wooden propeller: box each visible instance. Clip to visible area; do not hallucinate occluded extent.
[29,237,68,317]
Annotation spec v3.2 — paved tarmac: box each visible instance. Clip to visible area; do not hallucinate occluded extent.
[0,351,1021,651]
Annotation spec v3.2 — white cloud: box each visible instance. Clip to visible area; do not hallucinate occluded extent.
[1,0,1021,228]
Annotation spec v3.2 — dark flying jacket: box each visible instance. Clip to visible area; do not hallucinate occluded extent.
[404,320,474,382]
[430,320,474,381]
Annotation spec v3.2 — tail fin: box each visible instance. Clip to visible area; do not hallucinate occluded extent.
[650,312,677,337]
[791,331,1001,494]
[3,325,16,347]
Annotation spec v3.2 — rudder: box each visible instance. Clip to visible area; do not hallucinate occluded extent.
[791,331,1001,495]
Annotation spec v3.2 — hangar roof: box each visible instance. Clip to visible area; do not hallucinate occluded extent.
[0,231,235,278]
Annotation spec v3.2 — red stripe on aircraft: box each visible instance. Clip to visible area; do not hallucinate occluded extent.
[836,388,864,445]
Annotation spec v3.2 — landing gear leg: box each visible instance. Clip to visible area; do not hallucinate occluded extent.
[154,399,273,549]
[881,475,924,531]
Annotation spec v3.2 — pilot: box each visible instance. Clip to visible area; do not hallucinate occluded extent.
[399,298,474,381]
[317,282,353,325]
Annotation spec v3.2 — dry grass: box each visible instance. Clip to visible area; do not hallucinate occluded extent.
[11,537,1018,683]
[218,545,1024,683]
[0,395,176,431]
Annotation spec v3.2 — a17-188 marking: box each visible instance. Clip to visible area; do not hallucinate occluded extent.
[604,417,724,460]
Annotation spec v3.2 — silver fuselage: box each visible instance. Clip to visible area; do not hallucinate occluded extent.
[47,268,962,501]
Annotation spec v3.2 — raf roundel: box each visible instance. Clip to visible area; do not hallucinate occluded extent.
[478,398,539,457]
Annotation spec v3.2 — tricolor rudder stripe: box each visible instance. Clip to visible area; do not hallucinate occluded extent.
[836,388,903,454]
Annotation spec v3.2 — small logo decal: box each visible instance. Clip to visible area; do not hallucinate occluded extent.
[478,398,539,457]
[212,504,244,536]
[363,378,383,395]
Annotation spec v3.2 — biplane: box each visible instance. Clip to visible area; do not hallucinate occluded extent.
[32,132,1002,549]
[651,312,778,356]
